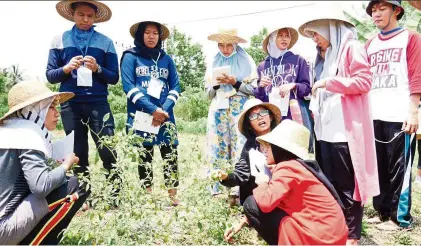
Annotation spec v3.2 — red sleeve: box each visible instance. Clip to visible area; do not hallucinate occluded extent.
[252,161,300,213]
[407,31,421,95]
[364,37,375,51]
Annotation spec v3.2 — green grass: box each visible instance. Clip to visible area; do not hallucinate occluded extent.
[52,130,421,245]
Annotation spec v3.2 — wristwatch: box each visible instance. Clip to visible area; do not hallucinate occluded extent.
[96,64,103,74]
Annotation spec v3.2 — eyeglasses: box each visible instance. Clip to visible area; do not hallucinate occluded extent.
[248,109,270,121]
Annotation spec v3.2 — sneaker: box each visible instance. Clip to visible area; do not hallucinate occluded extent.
[366,216,382,224]
[376,220,401,231]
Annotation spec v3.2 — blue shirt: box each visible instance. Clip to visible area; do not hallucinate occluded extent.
[121,51,180,146]
[46,29,119,102]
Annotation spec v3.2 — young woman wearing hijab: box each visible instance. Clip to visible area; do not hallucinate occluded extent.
[205,29,257,201]
[121,21,181,206]
[214,98,281,205]
[214,98,285,244]
[299,8,379,244]
[254,27,311,122]
[0,81,87,245]
[223,120,348,245]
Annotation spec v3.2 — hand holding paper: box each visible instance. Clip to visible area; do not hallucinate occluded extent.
[269,87,290,116]
[249,148,271,181]
[212,66,231,86]
[52,131,75,163]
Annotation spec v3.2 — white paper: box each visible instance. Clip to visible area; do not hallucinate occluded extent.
[52,131,74,162]
[132,111,160,134]
[249,148,271,178]
[147,78,164,99]
[77,66,93,87]
[216,90,229,109]
[269,87,290,116]
[212,66,231,86]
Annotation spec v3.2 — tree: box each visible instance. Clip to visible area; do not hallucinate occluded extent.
[0,71,7,94]
[245,27,269,65]
[344,1,421,42]
[165,27,206,92]
[3,64,25,90]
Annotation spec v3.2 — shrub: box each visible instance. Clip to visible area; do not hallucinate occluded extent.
[174,86,209,122]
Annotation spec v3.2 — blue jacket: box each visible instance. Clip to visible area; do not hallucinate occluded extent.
[121,50,180,146]
[46,29,119,102]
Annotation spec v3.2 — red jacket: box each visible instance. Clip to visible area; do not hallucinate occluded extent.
[253,160,348,245]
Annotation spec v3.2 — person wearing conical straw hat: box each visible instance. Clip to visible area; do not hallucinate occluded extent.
[223,120,348,245]
[120,20,181,206]
[254,27,311,121]
[46,0,120,206]
[0,81,88,244]
[364,0,421,231]
[299,3,379,244]
[213,98,282,243]
[254,26,313,154]
[205,28,257,204]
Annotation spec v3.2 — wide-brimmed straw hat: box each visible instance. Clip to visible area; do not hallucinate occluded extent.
[208,28,247,44]
[366,0,405,20]
[0,81,74,123]
[298,2,355,38]
[256,119,310,160]
[263,27,299,54]
[56,0,112,23]
[238,98,282,136]
[130,21,170,41]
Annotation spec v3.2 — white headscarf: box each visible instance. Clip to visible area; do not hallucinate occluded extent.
[303,19,357,79]
[267,29,290,59]
[306,20,357,141]
[0,97,55,157]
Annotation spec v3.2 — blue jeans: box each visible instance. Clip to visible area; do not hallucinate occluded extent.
[60,101,119,191]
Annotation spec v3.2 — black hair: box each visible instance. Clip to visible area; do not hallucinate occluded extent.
[271,144,298,163]
[71,2,98,13]
[243,107,277,138]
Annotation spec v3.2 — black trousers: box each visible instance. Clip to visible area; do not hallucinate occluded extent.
[319,141,363,239]
[373,120,416,226]
[243,195,288,245]
[60,101,121,196]
[417,139,421,169]
[19,177,88,245]
[138,145,179,188]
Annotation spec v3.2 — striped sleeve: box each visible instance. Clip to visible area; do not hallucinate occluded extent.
[121,53,158,115]
[407,31,421,95]
[96,38,119,85]
[162,57,181,113]
[46,34,70,84]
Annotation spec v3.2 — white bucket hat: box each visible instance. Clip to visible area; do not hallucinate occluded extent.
[256,119,310,160]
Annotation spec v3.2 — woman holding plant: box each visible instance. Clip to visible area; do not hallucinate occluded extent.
[224,120,348,245]
[205,28,257,203]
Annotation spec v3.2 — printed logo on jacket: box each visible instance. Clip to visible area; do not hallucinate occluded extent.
[369,48,403,90]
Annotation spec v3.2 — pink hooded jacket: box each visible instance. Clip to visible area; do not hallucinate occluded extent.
[324,38,380,203]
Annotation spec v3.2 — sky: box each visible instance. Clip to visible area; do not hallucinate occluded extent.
[0,1,368,82]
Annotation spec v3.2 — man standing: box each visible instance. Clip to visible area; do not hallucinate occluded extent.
[46,0,120,204]
[365,0,421,230]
